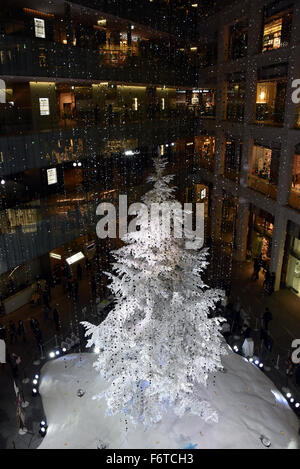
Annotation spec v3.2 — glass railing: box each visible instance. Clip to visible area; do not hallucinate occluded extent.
[0,155,190,275]
[0,105,197,137]
[0,36,196,86]
[255,103,285,126]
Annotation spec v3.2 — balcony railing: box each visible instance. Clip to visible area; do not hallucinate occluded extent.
[0,154,192,275]
[0,114,199,177]
[248,174,278,200]
[0,37,196,86]
[255,103,285,126]
[289,188,300,211]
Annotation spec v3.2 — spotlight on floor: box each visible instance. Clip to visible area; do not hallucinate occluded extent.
[39,426,47,437]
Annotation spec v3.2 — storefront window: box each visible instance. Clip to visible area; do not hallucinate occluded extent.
[286,237,300,296]
[248,144,279,199]
[262,11,292,53]
[289,151,300,210]
[224,139,242,181]
[256,80,287,124]
[194,136,215,171]
[228,20,248,61]
[249,209,274,265]
[226,81,245,122]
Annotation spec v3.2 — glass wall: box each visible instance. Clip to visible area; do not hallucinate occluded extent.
[286,237,300,297]
[227,20,248,61]
[248,144,279,199]
[262,9,292,53]
[224,138,242,181]
[255,79,287,125]
[194,135,215,171]
[289,150,300,210]
[226,80,245,122]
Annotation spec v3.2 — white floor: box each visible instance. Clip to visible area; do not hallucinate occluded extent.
[38,352,300,449]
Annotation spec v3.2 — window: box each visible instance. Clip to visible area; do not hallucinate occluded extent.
[263,18,282,51]
[289,150,300,210]
[39,98,50,116]
[34,18,46,38]
[262,10,292,53]
[248,144,279,199]
[256,80,287,124]
[228,20,248,60]
[224,139,242,180]
[226,81,246,122]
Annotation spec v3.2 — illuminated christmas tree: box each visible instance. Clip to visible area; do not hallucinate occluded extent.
[82,158,227,426]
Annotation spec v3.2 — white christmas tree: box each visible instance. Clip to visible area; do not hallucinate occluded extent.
[82,157,227,426]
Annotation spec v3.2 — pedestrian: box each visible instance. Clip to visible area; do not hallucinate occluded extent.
[263,307,273,331]
[53,307,60,331]
[17,320,26,343]
[77,263,82,281]
[9,320,18,345]
[43,305,51,321]
[29,317,40,336]
[9,352,21,382]
[34,327,44,355]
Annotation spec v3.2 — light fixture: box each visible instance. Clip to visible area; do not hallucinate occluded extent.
[55,350,60,356]
[0,179,5,185]
[32,388,38,396]
[94,347,100,354]
[62,347,67,353]
[33,379,38,385]
[49,352,55,359]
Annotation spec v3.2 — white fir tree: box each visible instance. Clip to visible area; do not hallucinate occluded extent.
[82,157,227,426]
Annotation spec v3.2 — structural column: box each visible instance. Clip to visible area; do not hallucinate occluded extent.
[234,198,250,262]
[270,209,287,292]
